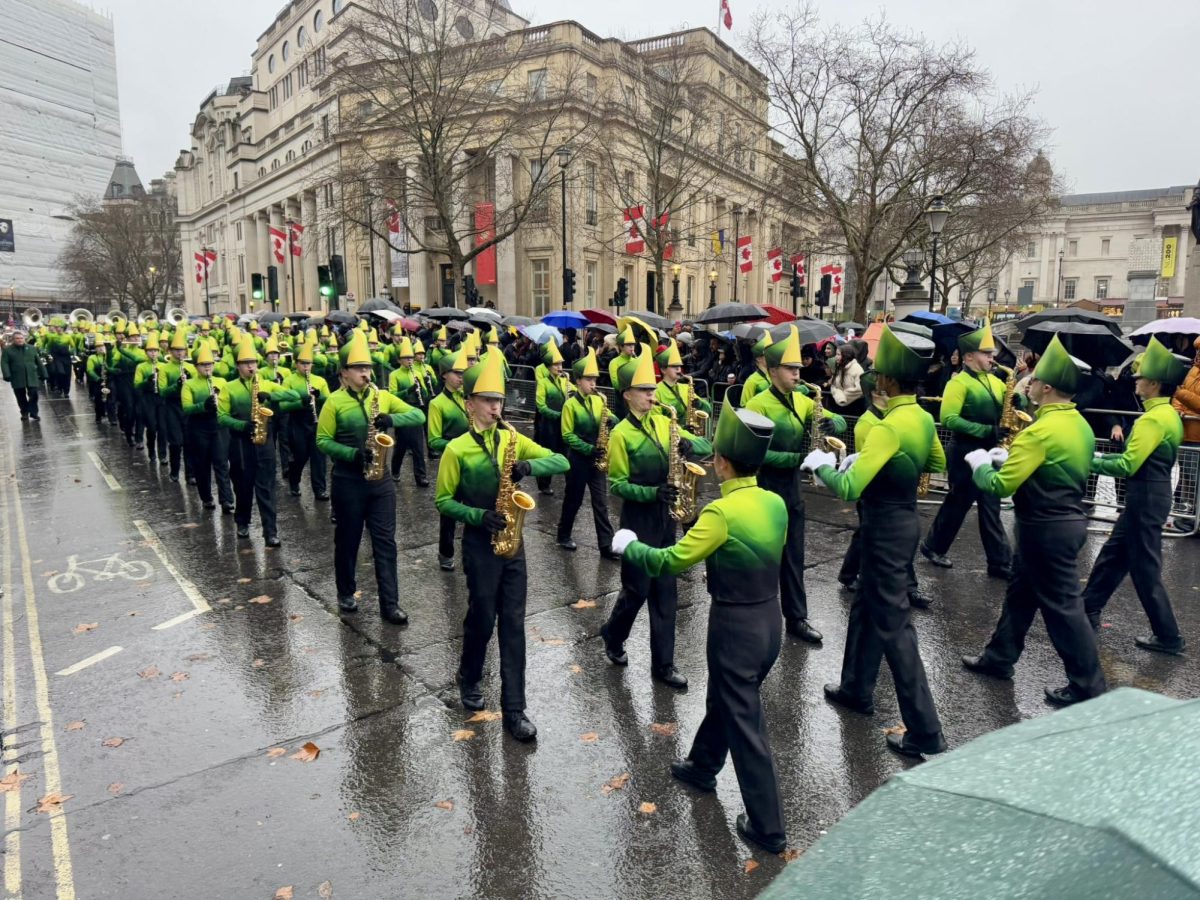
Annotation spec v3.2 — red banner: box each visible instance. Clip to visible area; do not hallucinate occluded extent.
[475,203,496,285]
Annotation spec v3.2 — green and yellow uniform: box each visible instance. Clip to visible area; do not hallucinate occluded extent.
[180,357,234,509]
[281,366,332,498]
[556,349,617,552]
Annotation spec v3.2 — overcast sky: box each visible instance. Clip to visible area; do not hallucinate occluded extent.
[100,0,1199,195]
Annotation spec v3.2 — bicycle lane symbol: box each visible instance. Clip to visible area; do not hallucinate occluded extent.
[46,553,154,594]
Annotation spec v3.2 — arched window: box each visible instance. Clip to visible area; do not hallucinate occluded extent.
[285,150,296,162]
[271,159,280,170]
[258,167,266,177]
[281,40,290,62]
[297,26,308,48]
[267,54,276,74]
[301,140,312,154]
[332,0,343,15]
[314,9,324,31]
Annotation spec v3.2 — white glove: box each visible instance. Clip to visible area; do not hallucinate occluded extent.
[838,452,859,474]
[988,447,1010,467]
[800,449,837,473]
[964,448,993,473]
[611,529,638,555]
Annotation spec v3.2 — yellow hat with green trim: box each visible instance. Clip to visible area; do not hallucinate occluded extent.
[463,331,480,358]
[618,345,657,390]
[358,319,370,331]
[270,322,280,335]
[145,334,161,351]
[236,336,258,363]
[874,325,928,381]
[543,341,563,365]
[438,350,468,375]
[170,328,188,351]
[320,324,330,337]
[436,326,447,341]
[265,335,280,355]
[1133,335,1185,385]
[115,319,127,335]
[752,331,774,359]
[194,342,214,365]
[414,339,426,354]
[618,326,637,347]
[125,322,140,338]
[958,321,996,354]
[296,341,315,364]
[764,325,802,368]
[340,332,373,368]
[282,318,292,329]
[655,339,683,368]
[398,337,414,358]
[463,347,506,398]
[572,347,600,380]
[368,329,380,345]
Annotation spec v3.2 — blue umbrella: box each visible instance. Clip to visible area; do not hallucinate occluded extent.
[541,310,589,329]
[901,310,958,327]
[520,323,563,346]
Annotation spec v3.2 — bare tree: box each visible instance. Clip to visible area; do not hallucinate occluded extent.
[748,5,1053,322]
[58,192,182,314]
[322,0,594,305]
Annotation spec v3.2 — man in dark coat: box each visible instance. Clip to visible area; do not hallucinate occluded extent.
[2,331,46,421]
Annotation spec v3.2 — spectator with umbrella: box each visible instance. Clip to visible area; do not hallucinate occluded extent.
[534,342,571,496]
[829,344,866,416]
[799,344,828,389]
[1170,337,1200,530]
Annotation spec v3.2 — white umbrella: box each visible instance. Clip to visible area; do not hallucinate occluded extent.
[1129,317,1200,346]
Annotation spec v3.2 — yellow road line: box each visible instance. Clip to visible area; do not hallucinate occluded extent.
[54,646,124,677]
[85,451,122,491]
[132,520,211,629]
[1,464,22,899]
[6,442,76,899]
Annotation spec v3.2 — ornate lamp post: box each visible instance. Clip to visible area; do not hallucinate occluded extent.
[708,269,718,308]
[669,263,682,314]
[925,195,950,311]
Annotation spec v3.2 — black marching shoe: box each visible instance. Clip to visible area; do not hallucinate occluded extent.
[337,595,358,613]
[653,666,688,690]
[1135,635,1185,656]
[670,759,716,792]
[504,711,538,742]
[186,476,197,486]
[392,474,402,484]
[823,683,874,716]
[169,474,179,483]
[160,458,169,468]
[600,549,621,561]
[264,535,281,548]
[202,500,216,510]
[987,565,1013,580]
[599,624,628,666]
[539,487,555,496]
[289,486,301,497]
[961,655,1014,680]
[380,605,409,625]
[1044,685,1089,707]
[839,577,859,592]
[236,526,250,539]
[455,672,484,711]
[886,730,947,758]
[736,814,786,855]
[557,538,578,551]
[907,589,932,610]
[314,492,330,501]
[920,542,953,568]
[221,504,235,515]
[415,476,430,488]
[1086,612,1102,633]
[786,618,823,644]
[438,554,455,571]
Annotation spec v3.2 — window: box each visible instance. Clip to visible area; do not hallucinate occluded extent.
[585,73,597,102]
[258,166,266,177]
[313,9,324,31]
[718,71,726,94]
[283,73,293,100]
[1026,241,1037,259]
[235,221,243,240]
[297,25,308,48]
[271,158,280,170]
[586,261,597,306]
[285,149,296,163]
[321,114,330,140]
[531,259,551,315]
[298,60,308,89]
[322,182,335,207]
[529,159,548,222]
[1022,278,1035,293]
[585,163,597,225]
[232,171,239,190]
[361,265,372,297]
[313,46,326,77]
[302,139,312,154]
[528,68,547,100]
[269,86,278,109]
[1068,239,1078,257]
[238,255,246,284]
[1096,278,1109,300]
[1063,278,1077,301]
[268,54,276,74]
[484,78,504,97]
[686,275,695,316]
[1101,238,1111,256]
[332,0,343,14]
[622,169,633,194]
[282,41,290,62]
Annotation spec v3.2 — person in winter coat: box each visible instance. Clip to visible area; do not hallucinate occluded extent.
[1,331,47,421]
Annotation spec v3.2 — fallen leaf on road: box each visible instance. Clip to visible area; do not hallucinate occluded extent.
[288,614,303,623]
[434,799,454,811]
[570,598,597,609]
[541,638,566,646]
[252,659,266,668]
[0,772,33,793]
[240,548,255,555]
[601,772,630,795]
[182,523,199,529]
[42,570,58,577]
[649,722,678,737]
[779,848,802,862]
[172,691,184,700]
[72,622,98,634]
[137,666,160,679]
[743,859,760,874]
[580,732,599,743]
[35,792,72,813]
[274,888,293,900]
[127,611,140,616]
[569,665,583,674]
[465,710,502,723]
[107,783,123,795]
[216,598,232,604]
[451,729,476,742]
[185,653,211,662]
[881,725,907,736]
[347,811,362,822]
[290,741,320,762]
[101,737,126,748]
[638,802,657,815]
[306,690,325,699]
[265,748,287,758]
[170,672,189,683]
[64,721,85,732]
[248,595,272,605]
[318,882,333,899]
[353,591,362,599]
[236,577,252,584]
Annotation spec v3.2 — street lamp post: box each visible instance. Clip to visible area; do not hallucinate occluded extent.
[708,269,718,308]
[199,245,213,317]
[731,208,742,302]
[1056,248,1065,307]
[557,146,571,305]
[286,219,299,313]
[987,286,997,322]
[669,263,682,314]
[925,195,950,312]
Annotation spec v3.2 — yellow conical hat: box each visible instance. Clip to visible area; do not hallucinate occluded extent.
[463,331,480,357]
[327,332,339,348]
[194,342,214,365]
[358,319,370,332]
[282,318,292,329]
[320,324,330,337]
[170,328,188,350]
[436,326,447,341]
[619,345,658,390]
[236,336,258,364]
[764,325,802,367]
[415,339,426,354]
[270,322,280,335]
[342,332,372,367]
[145,334,161,351]
[296,340,315,364]
[265,335,280,355]
[574,347,600,379]
[398,337,414,358]
[368,328,380,345]
[656,339,683,367]
[126,322,140,338]
[463,347,506,398]
[305,328,317,342]
[487,329,499,345]
[115,319,127,335]
[543,341,563,365]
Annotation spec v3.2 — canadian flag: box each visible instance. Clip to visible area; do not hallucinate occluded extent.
[288,222,304,257]
[821,263,844,295]
[768,247,783,283]
[721,0,733,30]
[624,206,645,255]
[791,253,807,287]
[737,234,753,273]
[269,226,287,264]
[193,249,217,284]
[386,199,402,234]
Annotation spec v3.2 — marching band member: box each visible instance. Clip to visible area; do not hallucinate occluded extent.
[737,332,773,408]
[180,343,232,511]
[133,332,167,467]
[113,322,143,447]
[608,327,638,417]
[534,342,570,496]
[386,336,431,487]
[654,339,712,424]
[556,347,617,555]
[158,328,195,483]
[86,335,117,426]
[282,340,330,501]
[427,350,470,571]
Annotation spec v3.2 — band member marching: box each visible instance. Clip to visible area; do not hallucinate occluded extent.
[113,322,144,447]
[435,352,569,741]
[282,339,331,502]
[600,346,712,689]
[809,326,948,757]
[317,332,423,624]
[261,335,293,475]
[655,339,712,427]
[608,327,638,417]
[158,329,196,482]
[1083,337,1186,655]
[86,335,117,426]
[737,332,773,408]
[428,350,471,571]
[133,332,167,467]
[616,402,789,854]
[534,342,571,496]
[386,336,431,487]
[556,347,617,555]
[180,343,233,511]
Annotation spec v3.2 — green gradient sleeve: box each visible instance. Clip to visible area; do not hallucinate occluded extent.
[682,427,712,458]
[927,430,947,473]
[427,400,448,451]
[380,390,425,428]
[180,380,209,416]
[514,431,569,476]
[315,400,357,463]
[940,379,991,438]
[535,378,561,419]
[974,429,1045,497]
[608,431,658,503]
[823,409,847,434]
[1092,415,1162,478]
[561,399,594,456]
[86,356,104,383]
[764,447,803,468]
[216,387,247,432]
[816,422,899,501]
[434,446,485,527]
[624,506,726,577]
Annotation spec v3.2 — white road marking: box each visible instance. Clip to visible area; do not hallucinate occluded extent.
[54,646,124,677]
[1,458,22,896]
[132,520,211,629]
[86,451,122,491]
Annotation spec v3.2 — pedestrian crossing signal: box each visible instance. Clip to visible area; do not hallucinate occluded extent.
[251,273,264,301]
[615,277,628,307]
[318,265,334,298]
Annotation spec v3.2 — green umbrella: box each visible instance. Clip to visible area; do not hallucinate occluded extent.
[762,689,1200,899]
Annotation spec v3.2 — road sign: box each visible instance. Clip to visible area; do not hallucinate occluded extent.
[345,292,355,302]
[0,219,14,253]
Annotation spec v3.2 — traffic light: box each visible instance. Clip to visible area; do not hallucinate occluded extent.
[330,254,347,294]
[463,274,479,307]
[615,277,628,307]
[317,265,334,299]
[790,267,803,301]
[251,272,264,302]
[267,266,280,308]
[816,273,832,308]
[563,267,576,303]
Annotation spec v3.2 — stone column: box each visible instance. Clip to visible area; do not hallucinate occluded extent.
[244,214,260,313]
[1184,226,1200,318]
[268,205,286,311]
[302,191,320,311]
[495,153,517,313]
[256,211,272,312]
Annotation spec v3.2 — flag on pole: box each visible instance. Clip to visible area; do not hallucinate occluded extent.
[831,265,844,295]
[194,249,217,284]
[791,253,807,287]
[737,234,753,273]
[623,206,645,255]
[711,229,726,256]
[269,226,287,264]
[768,247,783,282]
[720,0,733,30]
[288,222,304,257]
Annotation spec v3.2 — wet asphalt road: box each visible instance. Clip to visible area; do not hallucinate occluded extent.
[2,391,1198,900]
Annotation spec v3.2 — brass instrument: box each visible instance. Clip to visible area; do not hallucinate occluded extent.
[995,365,1033,450]
[654,399,705,523]
[68,308,94,326]
[152,363,160,397]
[22,308,42,329]
[165,307,188,326]
[100,355,110,396]
[917,472,932,498]
[363,386,394,481]
[249,375,273,445]
[682,375,709,435]
[803,380,846,459]
[594,392,611,475]
[137,310,158,327]
[106,310,127,330]
[491,419,535,558]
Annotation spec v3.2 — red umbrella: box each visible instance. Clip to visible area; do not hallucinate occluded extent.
[401,317,420,332]
[581,308,617,326]
[757,303,797,325]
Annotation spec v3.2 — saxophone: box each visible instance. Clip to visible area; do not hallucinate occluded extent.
[594,393,611,475]
[653,400,706,523]
[995,365,1033,450]
[802,381,846,485]
[492,419,536,558]
[250,375,274,446]
[363,387,395,481]
[683,375,709,435]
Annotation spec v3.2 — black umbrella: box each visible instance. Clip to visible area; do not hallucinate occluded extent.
[326,310,358,326]
[1022,322,1134,369]
[633,310,672,330]
[731,322,766,342]
[257,311,287,325]
[769,319,838,346]
[357,297,402,314]
[421,307,469,321]
[1017,307,1122,338]
[502,315,535,328]
[694,302,767,325]
[586,323,616,335]
[837,321,866,332]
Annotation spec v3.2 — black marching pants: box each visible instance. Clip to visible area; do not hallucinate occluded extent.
[688,600,785,844]
[390,424,428,481]
[113,373,135,440]
[839,502,920,593]
[332,471,399,610]
[1083,481,1180,642]
[287,420,328,497]
[839,501,942,741]
[140,394,166,460]
[10,385,39,419]
[758,468,808,623]
[924,443,1012,568]
[158,402,184,477]
[460,527,528,711]
[557,450,615,551]
[90,382,115,424]
[604,498,678,671]
[980,518,1106,698]
[228,431,278,536]
[186,423,234,507]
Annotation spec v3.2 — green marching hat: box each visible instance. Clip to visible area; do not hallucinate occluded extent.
[543,341,563,365]
[572,347,600,380]
[1133,336,1185,385]
[859,367,878,397]
[617,345,658,391]
[764,325,802,368]
[655,339,683,368]
[752,331,774,359]
[438,349,468,375]
[340,331,373,368]
[873,325,927,381]
[958,321,997,354]
[463,349,506,398]
[1033,334,1083,394]
[713,402,775,468]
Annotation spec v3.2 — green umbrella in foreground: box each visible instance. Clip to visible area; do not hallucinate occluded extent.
[762,689,1200,899]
